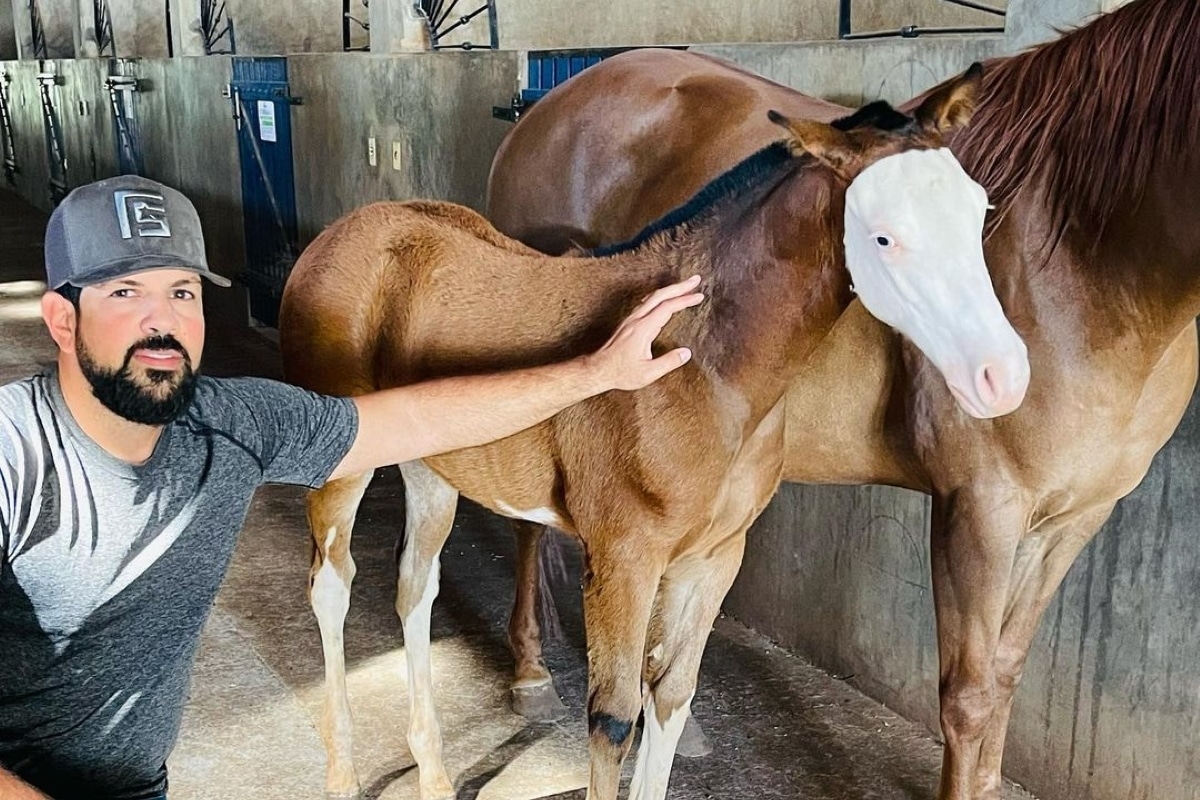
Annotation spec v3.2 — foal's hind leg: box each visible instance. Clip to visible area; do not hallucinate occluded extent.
[396,460,460,800]
[629,534,747,800]
[307,471,375,799]
[508,520,568,721]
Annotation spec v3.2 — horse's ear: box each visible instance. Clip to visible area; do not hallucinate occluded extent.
[769,110,861,180]
[914,62,984,135]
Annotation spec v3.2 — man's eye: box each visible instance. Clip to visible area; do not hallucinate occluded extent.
[174,290,196,300]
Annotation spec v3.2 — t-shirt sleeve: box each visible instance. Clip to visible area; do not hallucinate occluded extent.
[215,377,360,488]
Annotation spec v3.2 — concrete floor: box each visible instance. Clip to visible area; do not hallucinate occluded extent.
[0,188,1038,800]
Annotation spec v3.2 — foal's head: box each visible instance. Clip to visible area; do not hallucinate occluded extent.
[771,64,1029,419]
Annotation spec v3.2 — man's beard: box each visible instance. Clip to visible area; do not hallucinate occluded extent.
[77,334,199,425]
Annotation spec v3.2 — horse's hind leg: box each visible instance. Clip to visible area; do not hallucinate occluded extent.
[629,534,746,800]
[396,460,460,800]
[307,471,374,799]
[508,520,568,721]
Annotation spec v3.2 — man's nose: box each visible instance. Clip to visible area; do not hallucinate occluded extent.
[140,295,179,335]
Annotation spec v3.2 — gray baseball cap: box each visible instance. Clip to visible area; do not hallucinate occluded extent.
[45,175,232,289]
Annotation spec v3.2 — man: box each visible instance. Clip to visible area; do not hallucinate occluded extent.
[0,176,702,800]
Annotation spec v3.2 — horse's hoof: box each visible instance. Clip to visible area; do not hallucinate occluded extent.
[675,715,712,758]
[511,682,568,722]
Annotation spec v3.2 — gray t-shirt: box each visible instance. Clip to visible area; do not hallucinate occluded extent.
[0,370,358,800]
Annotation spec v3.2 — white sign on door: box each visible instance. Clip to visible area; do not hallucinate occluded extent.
[257,100,277,143]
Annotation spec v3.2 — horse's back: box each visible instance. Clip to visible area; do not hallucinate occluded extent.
[486,48,847,252]
[280,199,657,394]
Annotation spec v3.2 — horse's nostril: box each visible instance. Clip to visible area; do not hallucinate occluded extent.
[976,364,1001,407]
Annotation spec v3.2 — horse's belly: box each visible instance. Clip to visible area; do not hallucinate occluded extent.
[423,426,574,532]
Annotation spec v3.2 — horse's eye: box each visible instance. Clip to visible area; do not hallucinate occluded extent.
[874,235,893,248]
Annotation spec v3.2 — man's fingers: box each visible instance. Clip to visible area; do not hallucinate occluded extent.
[640,347,693,385]
[628,291,704,340]
[629,275,702,321]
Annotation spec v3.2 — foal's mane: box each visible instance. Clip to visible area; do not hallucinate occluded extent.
[954,0,1200,243]
[589,101,915,258]
[587,142,794,258]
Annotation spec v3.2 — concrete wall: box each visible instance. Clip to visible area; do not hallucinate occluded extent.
[0,1,16,60]
[1,59,52,205]
[0,48,517,317]
[221,0,343,55]
[495,0,1009,49]
[288,51,519,244]
[696,36,1006,107]
[35,0,75,57]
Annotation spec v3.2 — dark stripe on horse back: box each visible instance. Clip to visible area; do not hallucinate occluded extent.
[588,99,913,260]
[587,142,794,258]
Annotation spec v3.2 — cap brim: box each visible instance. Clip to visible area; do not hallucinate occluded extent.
[64,257,232,289]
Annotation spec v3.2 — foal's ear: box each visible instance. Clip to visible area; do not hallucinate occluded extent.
[914,62,984,135]
[769,110,861,180]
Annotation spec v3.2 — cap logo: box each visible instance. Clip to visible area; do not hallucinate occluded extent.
[114,191,172,239]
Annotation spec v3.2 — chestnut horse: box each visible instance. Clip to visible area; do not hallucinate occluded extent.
[280,75,1029,800]
[485,1,1200,798]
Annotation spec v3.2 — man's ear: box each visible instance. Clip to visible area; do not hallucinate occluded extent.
[42,291,78,354]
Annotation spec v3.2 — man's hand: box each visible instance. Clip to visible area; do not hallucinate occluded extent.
[584,275,703,392]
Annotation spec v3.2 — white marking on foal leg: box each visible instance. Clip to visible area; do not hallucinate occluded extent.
[495,500,564,527]
[397,460,458,800]
[629,691,693,800]
[402,556,454,800]
[311,525,359,797]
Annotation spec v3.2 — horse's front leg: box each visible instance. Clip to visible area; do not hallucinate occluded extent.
[507,519,568,721]
[970,502,1114,799]
[629,532,747,800]
[581,537,667,800]
[929,489,1028,800]
[396,460,460,800]
[307,470,375,799]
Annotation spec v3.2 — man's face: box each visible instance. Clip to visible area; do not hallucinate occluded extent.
[73,269,206,425]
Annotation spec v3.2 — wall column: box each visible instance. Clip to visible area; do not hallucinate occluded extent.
[369,0,430,53]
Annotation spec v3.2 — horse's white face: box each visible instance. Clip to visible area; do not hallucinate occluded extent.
[843,147,1030,419]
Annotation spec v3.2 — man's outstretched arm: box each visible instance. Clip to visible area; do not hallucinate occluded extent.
[328,276,703,482]
[0,767,51,799]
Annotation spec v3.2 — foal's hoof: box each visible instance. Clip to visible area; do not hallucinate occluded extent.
[325,791,362,800]
[676,715,712,758]
[511,682,568,722]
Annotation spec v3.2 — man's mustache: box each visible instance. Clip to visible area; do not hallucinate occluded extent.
[122,335,191,369]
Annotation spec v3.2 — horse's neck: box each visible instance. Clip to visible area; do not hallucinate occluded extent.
[690,171,854,421]
[1085,156,1200,356]
[1003,157,1200,375]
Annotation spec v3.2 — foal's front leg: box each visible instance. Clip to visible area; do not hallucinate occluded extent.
[396,460,461,800]
[307,471,375,799]
[629,533,747,800]
[581,538,667,800]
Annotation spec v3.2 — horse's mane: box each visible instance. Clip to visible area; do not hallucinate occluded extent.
[587,142,794,258]
[589,102,913,258]
[954,0,1200,244]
